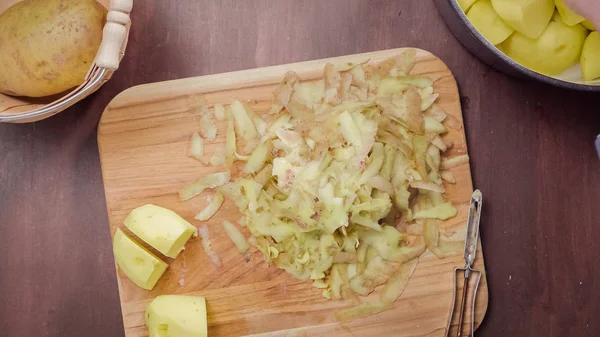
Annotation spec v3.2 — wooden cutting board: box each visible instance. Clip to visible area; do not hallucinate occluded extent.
[98,48,488,337]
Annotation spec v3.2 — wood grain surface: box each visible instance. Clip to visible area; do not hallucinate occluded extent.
[98,48,488,336]
[0,1,599,337]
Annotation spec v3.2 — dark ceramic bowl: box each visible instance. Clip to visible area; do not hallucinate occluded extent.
[434,0,600,92]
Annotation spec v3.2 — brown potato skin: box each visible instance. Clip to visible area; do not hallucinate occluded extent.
[0,0,106,97]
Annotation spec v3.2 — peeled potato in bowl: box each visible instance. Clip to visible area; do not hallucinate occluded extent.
[467,0,514,45]
[582,20,596,31]
[554,0,585,26]
[581,32,600,81]
[458,0,478,11]
[491,0,555,39]
[456,0,600,84]
[500,12,587,76]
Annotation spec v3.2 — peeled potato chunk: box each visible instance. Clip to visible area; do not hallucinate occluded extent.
[582,20,596,31]
[491,0,554,39]
[581,32,600,81]
[113,229,168,291]
[555,0,585,26]
[124,204,197,258]
[500,12,588,75]
[467,0,515,45]
[458,0,478,12]
[146,295,208,337]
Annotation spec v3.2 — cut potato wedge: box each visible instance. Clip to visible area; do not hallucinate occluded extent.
[146,295,207,337]
[491,0,554,39]
[124,204,197,258]
[500,12,588,75]
[582,20,596,31]
[113,228,168,291]
[467,0,515,45]
[581,32,600,81]
[555,0,585,26]
[194,193,224,221]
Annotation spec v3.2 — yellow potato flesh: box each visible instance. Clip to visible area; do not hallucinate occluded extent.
[500,13,588,75]
[582,20,596,31]
[458,0,479,12]
[0,0,106,97]
[145,295,208,337]
[555,0,585,26]
[113,229,168,291]
[581,32,600,81]
[124,204,197,258]
[467,0,515,45]
[491,0,554,39]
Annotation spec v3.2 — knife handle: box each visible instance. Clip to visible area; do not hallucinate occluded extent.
[464,190,482,268]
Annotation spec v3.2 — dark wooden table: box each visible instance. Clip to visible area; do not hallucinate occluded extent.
[1,1,599,336]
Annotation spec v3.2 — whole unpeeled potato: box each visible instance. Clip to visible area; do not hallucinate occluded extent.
[0,0,106,97]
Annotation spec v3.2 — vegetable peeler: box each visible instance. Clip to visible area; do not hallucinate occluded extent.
[445,189,483,337]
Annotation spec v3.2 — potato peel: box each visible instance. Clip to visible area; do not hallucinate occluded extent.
[231,100,259,141]
[199,224,221,267]
[194,193,224,221]
[441,154,470,170]
[223,220,249,253]
[179,55,466,316]
[179,171,231,201]
[380,257,419,304]
[270,71,299,114]
[197,105,217,141]
[189,132,205,162]
[214,103,226,121]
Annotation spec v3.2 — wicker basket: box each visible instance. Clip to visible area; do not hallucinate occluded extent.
[0,0,132,123]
